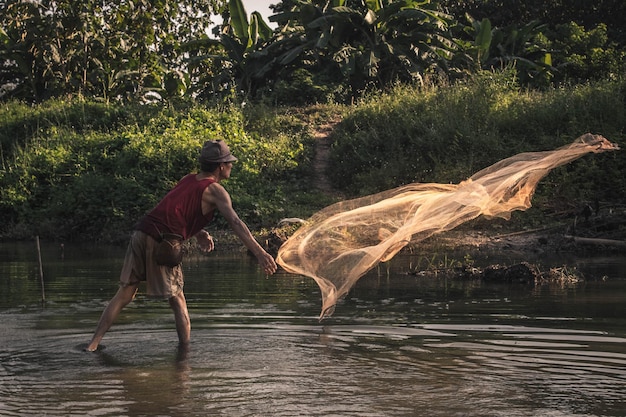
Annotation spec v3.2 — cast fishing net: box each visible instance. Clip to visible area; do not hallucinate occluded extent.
[276,134,619,318]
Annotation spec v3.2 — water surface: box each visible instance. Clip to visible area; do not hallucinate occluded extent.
[1,241,625,416]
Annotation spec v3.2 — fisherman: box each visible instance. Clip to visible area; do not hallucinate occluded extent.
[85,140,277,351]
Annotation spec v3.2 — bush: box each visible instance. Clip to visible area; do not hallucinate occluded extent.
[0,99,317,241]
[330,71,518,194]
[2,78,624,242]
[329,74,626,211]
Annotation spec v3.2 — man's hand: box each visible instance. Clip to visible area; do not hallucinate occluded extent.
[195,229,214,253]
[257,251,278,275]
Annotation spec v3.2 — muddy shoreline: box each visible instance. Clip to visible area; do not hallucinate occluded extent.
[204,211,625,285]
[213,208,626,261]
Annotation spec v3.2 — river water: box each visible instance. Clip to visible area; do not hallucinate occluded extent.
[0,241,625,416]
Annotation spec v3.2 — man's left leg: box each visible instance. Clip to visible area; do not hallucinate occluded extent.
[169,291,191,346]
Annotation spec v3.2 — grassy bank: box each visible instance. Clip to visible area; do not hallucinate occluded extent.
[0,101,335,242]
[1,74,624,243]
[332,73,625,197]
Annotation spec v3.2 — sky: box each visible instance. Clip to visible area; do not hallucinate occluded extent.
[241,0,277,26]
[209,0,278,35]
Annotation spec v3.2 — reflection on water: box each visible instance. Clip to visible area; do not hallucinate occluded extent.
[1,241,625,416]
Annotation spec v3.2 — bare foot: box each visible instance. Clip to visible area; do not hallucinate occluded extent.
[80,343,103,352]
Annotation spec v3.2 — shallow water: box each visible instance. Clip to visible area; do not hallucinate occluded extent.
[1,241,625,416]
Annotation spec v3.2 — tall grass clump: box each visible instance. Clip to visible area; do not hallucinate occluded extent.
[330,70,520,194]
[330,72,625,211]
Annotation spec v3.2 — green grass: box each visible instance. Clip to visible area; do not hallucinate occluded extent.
[329,73,625,207]
[1,73,624,242]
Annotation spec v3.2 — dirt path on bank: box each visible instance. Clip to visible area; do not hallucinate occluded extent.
[311,114,343,196]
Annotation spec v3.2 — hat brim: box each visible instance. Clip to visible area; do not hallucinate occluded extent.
[199,154,238,163]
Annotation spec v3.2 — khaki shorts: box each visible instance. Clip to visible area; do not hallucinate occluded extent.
[119,231,184,298]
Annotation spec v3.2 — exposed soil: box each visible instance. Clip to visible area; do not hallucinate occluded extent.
[311,114,343,197]
[255,213,626,262]
[417,223,625,256]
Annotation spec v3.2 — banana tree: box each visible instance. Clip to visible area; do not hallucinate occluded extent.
[187,0,275,98]
[266,0,454,99]
[451,15,554,86]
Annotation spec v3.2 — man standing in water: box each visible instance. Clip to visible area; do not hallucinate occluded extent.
[85,140,277,352]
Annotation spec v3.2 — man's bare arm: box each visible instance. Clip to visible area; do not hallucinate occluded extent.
[205,183,277,274]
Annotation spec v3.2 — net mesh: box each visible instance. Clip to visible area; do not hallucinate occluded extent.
[276,134,620,318]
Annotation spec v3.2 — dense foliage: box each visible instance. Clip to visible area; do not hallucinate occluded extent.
[0,0,225,102]
[1,77,624,242]
[0,1,624,242]
[1,0,624,104]
[441,0,626,42]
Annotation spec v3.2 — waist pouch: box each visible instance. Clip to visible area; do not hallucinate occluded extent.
[155,233,184,267]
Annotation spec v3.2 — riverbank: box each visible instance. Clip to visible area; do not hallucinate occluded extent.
[197,208,626,288]
[424,211,626,256]
[213,202,626,262]
[2,81,624,244]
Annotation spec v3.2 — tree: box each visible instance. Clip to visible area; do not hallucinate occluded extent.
[441,0,626,45]
[447,3,625,88]
[0,0,220,102]
[450,16,554,87]
[549,22,625,83]
[264,0,454,101]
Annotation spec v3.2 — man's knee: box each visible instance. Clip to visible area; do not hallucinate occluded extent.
[116,284,139,304]
[168,292,187,310]
[169,292,180,305]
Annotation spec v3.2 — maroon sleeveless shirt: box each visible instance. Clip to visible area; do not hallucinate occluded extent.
[135,174,216,240]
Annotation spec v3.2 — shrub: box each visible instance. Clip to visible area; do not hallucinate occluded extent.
[329,74,626,212]
[0,99,317,241]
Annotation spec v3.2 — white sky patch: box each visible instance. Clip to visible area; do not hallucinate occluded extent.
[209,0,277,36]
[241,0,276,26]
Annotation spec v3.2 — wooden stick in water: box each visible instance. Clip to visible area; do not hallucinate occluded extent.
[36,235,45,303]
